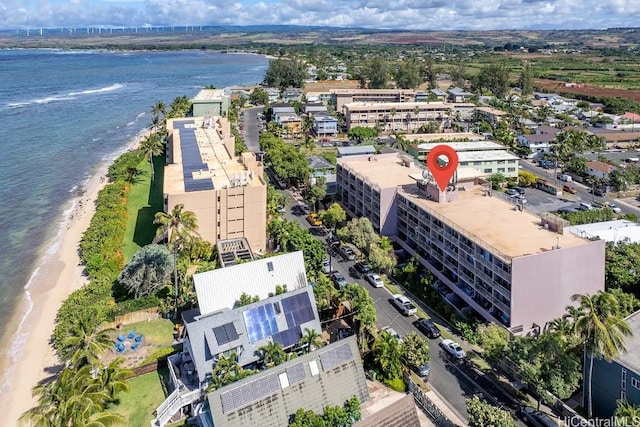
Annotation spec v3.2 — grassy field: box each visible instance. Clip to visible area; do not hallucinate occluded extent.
[122,155,165,261]
[106,368,170,426]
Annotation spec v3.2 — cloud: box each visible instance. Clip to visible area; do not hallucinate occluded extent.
[0,0,638,30]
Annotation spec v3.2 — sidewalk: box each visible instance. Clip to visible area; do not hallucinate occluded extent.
[424,387,467,426]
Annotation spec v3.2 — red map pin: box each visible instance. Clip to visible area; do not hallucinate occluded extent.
[426,145,459,192]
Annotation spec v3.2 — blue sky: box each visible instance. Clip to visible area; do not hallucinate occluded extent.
[1,0,639,31]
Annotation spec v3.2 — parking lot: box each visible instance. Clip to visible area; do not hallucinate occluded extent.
[497,186,579,215]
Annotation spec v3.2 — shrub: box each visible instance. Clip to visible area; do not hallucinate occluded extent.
[384,377,406,392]
[140,345,181,366]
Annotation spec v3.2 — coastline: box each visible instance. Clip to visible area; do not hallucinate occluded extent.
[0,132,147,425]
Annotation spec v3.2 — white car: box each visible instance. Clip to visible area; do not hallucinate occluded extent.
[381,326,402,341]
[391,294,417,316]
[440,339,466,359]
[365,273,384,288]
[605,202,622,213]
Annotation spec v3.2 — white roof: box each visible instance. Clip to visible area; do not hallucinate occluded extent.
[193,251,308,315]
[567,220,640,243]
[416,141,506,151]
[457,150,520,162]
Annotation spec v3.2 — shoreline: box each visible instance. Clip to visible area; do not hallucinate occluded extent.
[0,131,148,425]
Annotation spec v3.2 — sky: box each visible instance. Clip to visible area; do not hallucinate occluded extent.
[1,0,639,31]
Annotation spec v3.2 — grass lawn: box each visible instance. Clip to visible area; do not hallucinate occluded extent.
[103,318,176,368]
[107,368,170,426]
[122,155,165,261]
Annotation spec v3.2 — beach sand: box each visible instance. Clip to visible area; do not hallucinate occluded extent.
[0,165,108,425]
[0,132,148,425]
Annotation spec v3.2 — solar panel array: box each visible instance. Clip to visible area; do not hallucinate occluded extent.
[319,342,353,370]
[243,303,279,343]
[220,373,280,414]
[174,120,214,193]
[281,292,316,329]
[285,363,306,385]
[213,322,239,345]
[272,326,301,348]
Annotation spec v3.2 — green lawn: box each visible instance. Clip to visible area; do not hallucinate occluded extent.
[122,155,165,261]
[117,318,175,346]
[107,368,170,426]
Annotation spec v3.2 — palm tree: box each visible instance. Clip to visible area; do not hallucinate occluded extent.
[258,341,287,367]
[153,204,198,246]
[571,291,633,418]
[139,133,164,182]
[62,312,114,367]
[373,331,402,380]
[300,328,323,354]
[614,399,640,425]
[207,352,254,392]
[151,101,166,131]
[96,357,132,401]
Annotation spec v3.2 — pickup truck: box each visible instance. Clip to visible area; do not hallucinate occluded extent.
[440,339,466,359]
[391,294,417,316]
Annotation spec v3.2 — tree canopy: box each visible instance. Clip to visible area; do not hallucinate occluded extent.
[117,244,174,298]
[466,396,518,427]
[263,58,307,89]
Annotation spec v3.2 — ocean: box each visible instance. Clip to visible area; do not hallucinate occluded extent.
[0,48,268,354]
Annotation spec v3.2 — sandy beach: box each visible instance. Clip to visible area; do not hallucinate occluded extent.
[0,164,108,424]
[0,133,148,425]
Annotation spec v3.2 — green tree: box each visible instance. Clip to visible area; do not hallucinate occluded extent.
[306,176,327,212]
[320,203,346,232]
[368,241,397,273]
[312,275,335,317]
[518,170,538,187]
[361,56,389,89]
[572,291,633,418]
[473,63,510,99]
[466,395,518,427]
[208,352,255,391]
[477,323,510,364]
[518,62,534,96]
[263,58,307,90]
[400,331,430,370]
[373,331,402,380]
[614,400,640,426]
[117,244,175,298]
[300,327,324,354]
[450,62,467,87]
[289,409,325,427]
[153,204,199,246]
[338,217,379,252]
[395,60,423,89]
[258,341,287,367]
[62,312,115,366]
[236,292,260,307]
[347,126,378,144]
[139,133,164,182]
[488,173,507,190]
[249,87,269,106]
[151,101,167,132]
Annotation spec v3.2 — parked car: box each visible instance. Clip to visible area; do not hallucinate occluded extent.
[300,203,311,214]
[323,258,332,274]
[381,326,402,341]
[348,265,360,279]
[562,184,577,194]
[326,234,340,246]
[515,187,526,195]
[440,339,466,359]
[365,273,384,288]
[520,406,559,427]
[413,363,430,379]
[505,188,519,196]
[577,202,593,211]
[414,318,441,339]
[590,188,606,197]
[605,202,622,213]
[331,272,347,289]
[353,262,371,274]
[391,294,417,316]
[307,213,322,226]
[557,173,572,182]
[339,245,356,261]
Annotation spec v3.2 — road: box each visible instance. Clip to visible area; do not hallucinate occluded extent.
[240,106,262,153]
[282,191,526,425]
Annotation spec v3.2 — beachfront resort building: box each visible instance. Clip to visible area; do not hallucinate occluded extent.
[336,153,605,334]
[163,116,267,253]
[190,89,230,117]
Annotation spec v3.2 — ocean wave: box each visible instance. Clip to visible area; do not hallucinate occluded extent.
[7,84,124,108]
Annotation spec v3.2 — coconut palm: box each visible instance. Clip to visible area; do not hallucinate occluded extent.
[258,341,287,367]
[139,133,164,182]
[151,101,166,131]
[571,291,633,418]
[300,328,323,354]
[153,204,198,246]
[96,357,132,401]
[62,312,114,367]
[373,331,402,380]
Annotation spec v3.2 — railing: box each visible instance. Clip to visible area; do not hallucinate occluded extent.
[408,378,461,427]
[152,388,203,427]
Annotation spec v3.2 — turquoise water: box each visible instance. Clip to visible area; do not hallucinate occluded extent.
[0,49,268,341]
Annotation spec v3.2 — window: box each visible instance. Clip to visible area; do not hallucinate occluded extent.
[631,377,640,389]
[267,261,274,272]
[622,368,627,390]
[484,168,493,173]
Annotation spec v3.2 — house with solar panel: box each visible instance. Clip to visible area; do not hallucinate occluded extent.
[152,252,322,427]
[163,116,267,253]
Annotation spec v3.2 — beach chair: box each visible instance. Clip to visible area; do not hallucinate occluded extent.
[117,334,125,342]
[127,330,136,339]
[135,334,143,343]
[131,342,139,351]
[116,343,125,353]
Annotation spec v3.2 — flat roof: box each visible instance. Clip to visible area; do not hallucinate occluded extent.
[568,220,640,243]
[331,88,416,94]
[344,101,475,110]
[415,140,506,151]
[405,132,484,143]
[476,106,508,116]
[192,88,226,101]
[618,310,640,372]
[165,117,263,195]
[398,184,588,259]
[457,150,520,162]
[338,153,423,188]
[337,145,377,156]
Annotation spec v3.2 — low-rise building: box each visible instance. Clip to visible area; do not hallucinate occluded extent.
[191,89,229,117]
[447,87,473,103]
[313,112,339,136]
[475,106,508,125]
[567,220,640,244]
[163,117,266,252]
[332,88,417,112]
[585,161,617,180]
[337,153,605,334]
[337,145,377,158]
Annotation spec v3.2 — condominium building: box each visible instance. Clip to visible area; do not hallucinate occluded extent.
[336,154,605,334]
[163,117,266,252]
[190,89,229,117]
[331,88,417,112]
[406,140,520,178]
[343,102,476,133]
